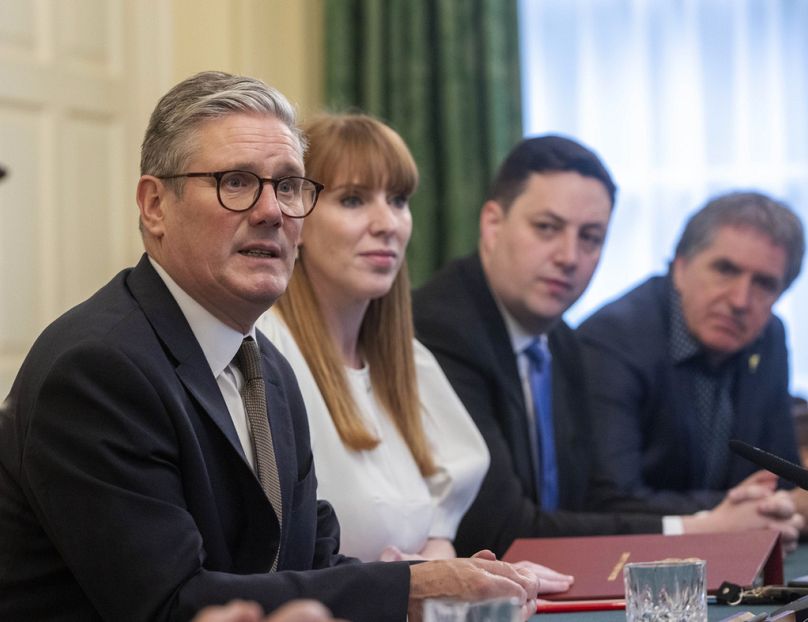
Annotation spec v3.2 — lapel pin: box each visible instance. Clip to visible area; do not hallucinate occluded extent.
[748,353,760,373]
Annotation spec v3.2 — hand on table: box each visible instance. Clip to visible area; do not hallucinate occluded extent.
[683,478,804,553]
[407,550,541,621]
[510,559,574,595]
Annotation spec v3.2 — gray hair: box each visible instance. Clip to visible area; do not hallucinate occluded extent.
[675,191,805,291]
[140,71,305,192]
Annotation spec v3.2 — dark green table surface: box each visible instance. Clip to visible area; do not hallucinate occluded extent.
[530,541,808,620]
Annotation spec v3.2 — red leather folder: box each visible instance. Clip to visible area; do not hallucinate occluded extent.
[504,530,783,601]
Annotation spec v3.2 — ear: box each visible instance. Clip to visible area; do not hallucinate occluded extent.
[136,175,169,238]
[479,200,505,256]
[671,255,687,292]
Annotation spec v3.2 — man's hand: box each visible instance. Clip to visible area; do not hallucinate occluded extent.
[473,550,573,594]
[510,560,574,594]
[682,487,804,552]
[408,551,545,621]
[725,469,779,503]
[192,600,341,622]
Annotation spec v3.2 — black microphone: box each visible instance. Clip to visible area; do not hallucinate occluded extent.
[729,439,808,491]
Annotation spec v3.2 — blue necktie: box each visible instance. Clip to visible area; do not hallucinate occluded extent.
[524,338,559,510]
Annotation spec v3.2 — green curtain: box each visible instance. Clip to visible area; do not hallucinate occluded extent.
[324,0,523,285]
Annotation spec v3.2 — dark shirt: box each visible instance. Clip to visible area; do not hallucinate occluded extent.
[669,287,737,488]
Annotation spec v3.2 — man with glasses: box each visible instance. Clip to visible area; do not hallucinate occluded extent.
[0,72,539,622]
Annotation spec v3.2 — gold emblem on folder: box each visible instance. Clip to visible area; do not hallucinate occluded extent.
[608,552,631,581]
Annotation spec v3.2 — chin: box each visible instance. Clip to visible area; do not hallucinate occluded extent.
[702,335,744,357]
[529,300,568,322]
[245,280,289,305]
[363,277,397,299]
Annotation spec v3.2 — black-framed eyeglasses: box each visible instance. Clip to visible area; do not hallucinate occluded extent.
[159,170,324,218]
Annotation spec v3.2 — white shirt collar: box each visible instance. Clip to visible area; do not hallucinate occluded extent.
[148,256,254,376]
[493,295,548,356]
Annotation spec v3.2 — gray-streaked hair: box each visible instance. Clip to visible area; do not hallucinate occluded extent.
[675,190,805,291]
[140,71,305,193]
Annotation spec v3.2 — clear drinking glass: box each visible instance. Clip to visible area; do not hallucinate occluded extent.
[422,597,521,622]
[624,559,707,622]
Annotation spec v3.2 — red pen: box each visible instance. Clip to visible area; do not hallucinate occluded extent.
[536,599,626,614]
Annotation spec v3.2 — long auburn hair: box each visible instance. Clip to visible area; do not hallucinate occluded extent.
[276,114,436,476]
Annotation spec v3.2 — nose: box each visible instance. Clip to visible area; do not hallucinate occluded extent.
[553,228,579,270]
[727,275,753,311]
[248,184,284,227]
[368,197,398,235]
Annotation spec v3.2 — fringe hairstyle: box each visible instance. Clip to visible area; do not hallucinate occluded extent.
[276,114,436,476]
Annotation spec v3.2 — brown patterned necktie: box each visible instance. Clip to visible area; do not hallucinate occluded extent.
[236,337,283,569]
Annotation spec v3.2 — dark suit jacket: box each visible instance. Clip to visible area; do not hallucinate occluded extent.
[0,255,410,622]
[412,254,660,558]
[577,274,800,515]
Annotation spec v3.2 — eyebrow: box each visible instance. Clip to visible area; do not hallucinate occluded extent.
[535,209,608,229]
[330,183,374,192]
[229,162,305,177]
[533,209,566,223]
[711,257,784,284]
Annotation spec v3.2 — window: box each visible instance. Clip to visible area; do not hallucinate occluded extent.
[520,0,808,394]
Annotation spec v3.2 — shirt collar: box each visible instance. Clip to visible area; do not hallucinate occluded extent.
[148,256,254,376]
[669,284,702,364]
[495,295,549,356]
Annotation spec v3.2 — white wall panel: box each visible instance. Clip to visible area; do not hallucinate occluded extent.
[56,115,125,310]
[0,0,38,59]
[0,0,169,397]
[0,109,45,350]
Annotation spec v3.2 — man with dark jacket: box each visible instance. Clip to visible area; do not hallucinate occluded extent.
[413,136,802,557]
[578,191,805,516]
[0,71,540,622]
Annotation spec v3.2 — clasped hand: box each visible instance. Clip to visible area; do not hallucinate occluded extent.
[718,470,804,552]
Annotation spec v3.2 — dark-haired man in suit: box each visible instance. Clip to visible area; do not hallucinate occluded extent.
[413,136,802,558]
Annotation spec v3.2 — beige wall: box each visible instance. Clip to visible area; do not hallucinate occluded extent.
[0,0,325,396]
[171,0,324,118]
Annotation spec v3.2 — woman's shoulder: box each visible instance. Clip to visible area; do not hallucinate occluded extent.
[255,308,296,354]
[412,338,443,370]
[255,309,318,391]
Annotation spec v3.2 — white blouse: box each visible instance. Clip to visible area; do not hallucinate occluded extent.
[256,309,490,562]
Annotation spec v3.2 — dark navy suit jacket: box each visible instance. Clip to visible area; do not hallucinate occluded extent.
[413,254,660,558]
[0,255,410,622]
[578,274,799,515]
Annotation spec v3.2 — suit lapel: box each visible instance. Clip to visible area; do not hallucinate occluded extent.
[125,255,247,462]
[466,255,527,414]
[731,346,766,471]
[464,255,536,492]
